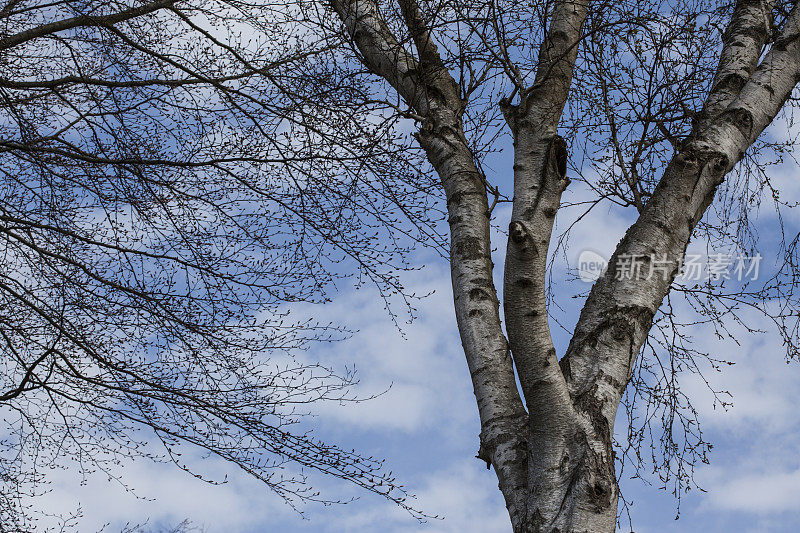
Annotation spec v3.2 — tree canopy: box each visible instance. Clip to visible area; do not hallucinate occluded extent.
[0,0,441,528]
[1,0,799,531]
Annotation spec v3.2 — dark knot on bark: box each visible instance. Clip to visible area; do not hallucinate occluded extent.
[550,135,568,179]
[726,107,754,139]
[675,150,698,168]
[509,221,527,244]
[712,153,730,174]
[476,442,492,469]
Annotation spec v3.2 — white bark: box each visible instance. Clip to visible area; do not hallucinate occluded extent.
[330,0,530,525]
[500,1,619,530]
[331,0,800,531]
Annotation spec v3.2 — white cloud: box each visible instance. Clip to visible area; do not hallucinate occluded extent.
[677,307,800,433]
[32,450,293,532]
[27,249,507,532]
[705,468,800,514]
[21,145,800,533]
[289,259,475,436]
[319,461,510,533]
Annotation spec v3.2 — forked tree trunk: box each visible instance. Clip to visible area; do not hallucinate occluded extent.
[331,0,800,530]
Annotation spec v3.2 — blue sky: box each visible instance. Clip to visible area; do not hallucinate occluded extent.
[28,78,800,533]
[3,2,799,531]
[35,170,800,532]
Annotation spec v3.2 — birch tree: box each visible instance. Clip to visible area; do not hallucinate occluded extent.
[323,0,800,530]
[3,0,799,530]
[0,1,436,528]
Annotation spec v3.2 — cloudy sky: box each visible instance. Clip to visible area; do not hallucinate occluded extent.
[31,120,800,533]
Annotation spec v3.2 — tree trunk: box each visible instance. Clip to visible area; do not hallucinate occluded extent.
[331,0,800,530]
